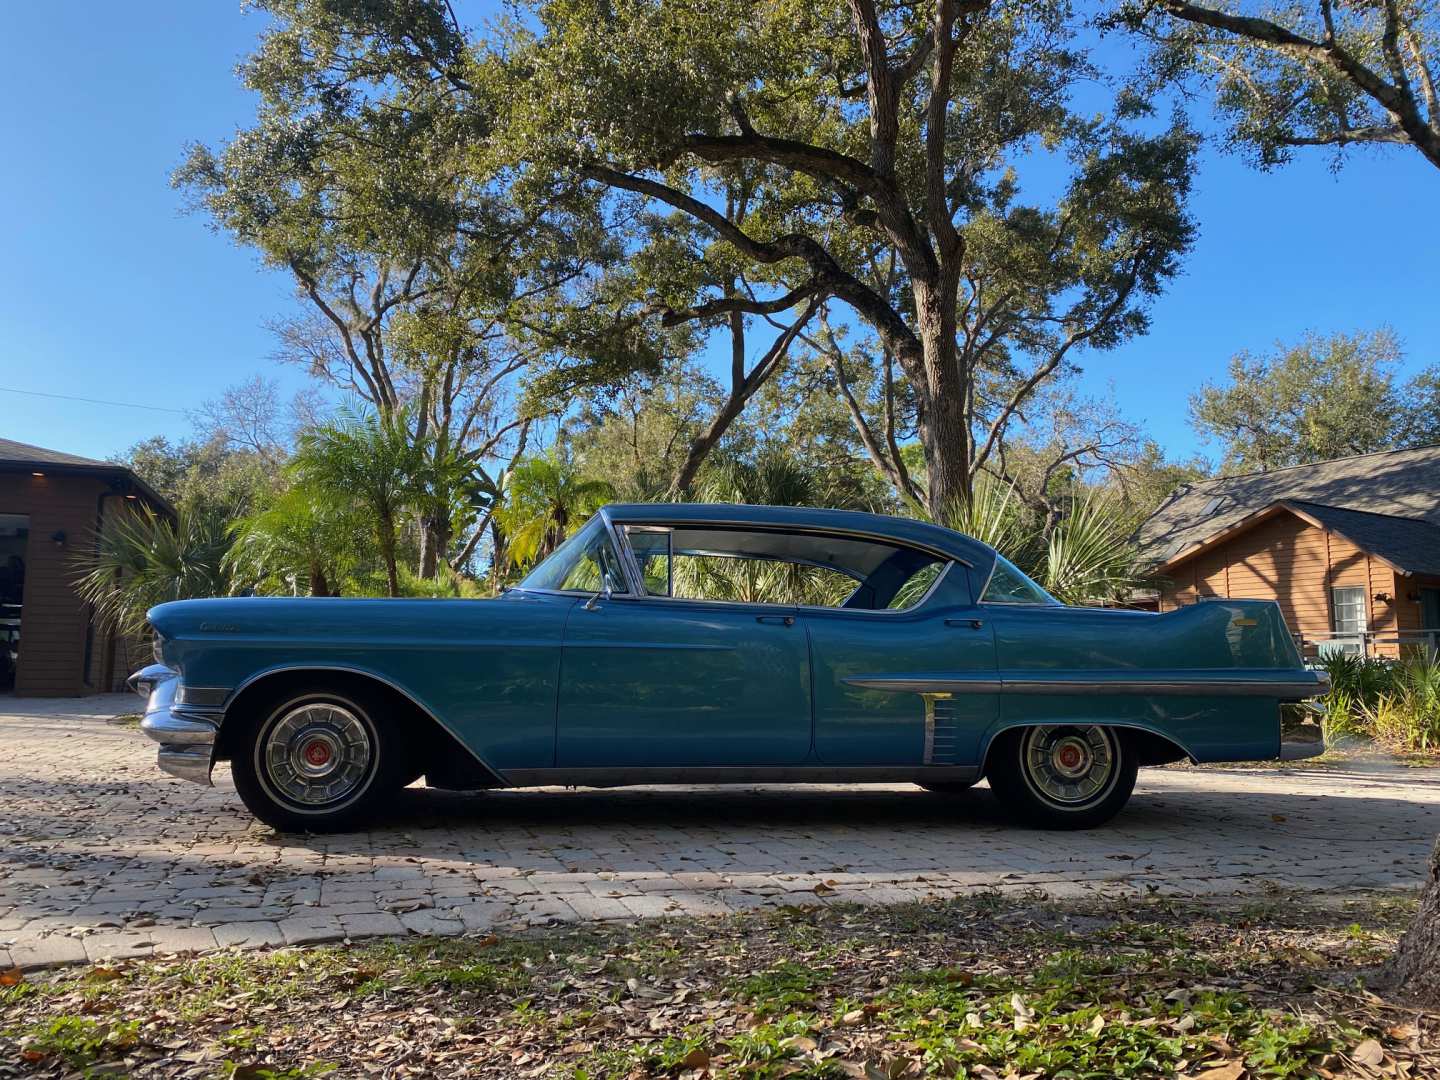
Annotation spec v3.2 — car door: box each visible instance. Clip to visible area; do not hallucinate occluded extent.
[803,559,999,765]
[555,520,812,767]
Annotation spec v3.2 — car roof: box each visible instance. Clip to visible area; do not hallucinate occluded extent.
[600,503,993,569]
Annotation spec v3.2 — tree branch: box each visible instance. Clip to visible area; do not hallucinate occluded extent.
[1159,0,1440,166]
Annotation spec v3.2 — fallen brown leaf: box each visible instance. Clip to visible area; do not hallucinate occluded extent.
[1351,1039,1384,1067]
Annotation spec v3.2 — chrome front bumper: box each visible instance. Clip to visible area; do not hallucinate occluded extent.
[129,665,220,786]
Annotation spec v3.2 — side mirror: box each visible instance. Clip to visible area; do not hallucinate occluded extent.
[584,582,613,611]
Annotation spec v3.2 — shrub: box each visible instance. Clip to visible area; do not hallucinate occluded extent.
[1317,652,1440,752]
[1364,656,1440,753]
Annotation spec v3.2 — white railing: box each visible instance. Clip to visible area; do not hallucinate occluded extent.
[1297,629,1440,660]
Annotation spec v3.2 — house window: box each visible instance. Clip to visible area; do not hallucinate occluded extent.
[1320,586,1369,657]
[1332,587,1367,635]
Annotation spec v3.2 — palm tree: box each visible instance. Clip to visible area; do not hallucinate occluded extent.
[932,475,1034,566]
[696,452,821,508]
[493,450,614,569]
[1039,492,1152,606]
[926,478,1150,606]
[291,407,427,597]
[226,486,361,596]
[74,506,231,638]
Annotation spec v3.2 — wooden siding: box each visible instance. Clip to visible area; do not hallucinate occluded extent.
[1156,509,1414,657]
[0,471,145,696]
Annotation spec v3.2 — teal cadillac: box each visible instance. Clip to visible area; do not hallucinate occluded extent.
[131,503,1326,832]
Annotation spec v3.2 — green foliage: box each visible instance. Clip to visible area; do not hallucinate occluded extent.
[1115,0,1440,172]
[73,507,232,638]
[17,1015,139,1074]
[291,407,429,597]
[1190,329,1440,472]
[931,479,1151,605]
[1316,652,1440,751]
[493,449,615,569]
[118,435,279,520]
[226,485,362,597]
[1039,491,1153,605]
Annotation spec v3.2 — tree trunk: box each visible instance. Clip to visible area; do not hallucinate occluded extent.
[378,513,401,598]
[419,514,450,578]
[910,277,971,521]
[1392,833,1440,1004]
[308,565,330,597]
[673,395,744,496]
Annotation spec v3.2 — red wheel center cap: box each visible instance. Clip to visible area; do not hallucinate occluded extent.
[303,740,331,767]
[1058,745,1082,769]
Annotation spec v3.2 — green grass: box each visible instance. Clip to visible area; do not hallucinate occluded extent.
[1,892,1425,1079]
[16,1015,139,1077]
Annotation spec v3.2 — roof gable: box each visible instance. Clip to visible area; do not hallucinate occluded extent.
[1137,444,1440,569]
[1158,498,1440,578]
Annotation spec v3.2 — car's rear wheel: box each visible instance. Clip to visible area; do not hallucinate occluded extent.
[985,724,1137,829]
[231,684,405,832]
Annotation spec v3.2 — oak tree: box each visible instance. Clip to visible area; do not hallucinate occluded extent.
[1117,0,1440,170]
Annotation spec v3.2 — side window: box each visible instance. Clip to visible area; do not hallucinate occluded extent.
[980,553,1057,605]
[625,527,672,597]
[617,524,949,610]
[518,521,629,594]
[886,561,946,610]
[671,553,856,607]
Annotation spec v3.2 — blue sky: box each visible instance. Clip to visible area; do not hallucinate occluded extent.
[1,3,1436,466]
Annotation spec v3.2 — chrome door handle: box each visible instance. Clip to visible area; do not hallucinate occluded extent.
[945,618,984,629]
[756,615,795,626]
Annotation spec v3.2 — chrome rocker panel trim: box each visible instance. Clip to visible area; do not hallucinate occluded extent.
[498,765,980,788]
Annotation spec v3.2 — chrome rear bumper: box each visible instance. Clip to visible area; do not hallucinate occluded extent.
[1280,721,1326,761]
[130,665,219,786]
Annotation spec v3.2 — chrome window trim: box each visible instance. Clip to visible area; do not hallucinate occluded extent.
[597,507,641,595]
[607,520,959,616]
[620,523,673,597]
[976,557,1060,607]
[603,514,973,568]
[519,514,632,596]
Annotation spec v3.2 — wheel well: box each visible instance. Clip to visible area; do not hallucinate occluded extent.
[978,723,1191,777]
[214,669,501,787]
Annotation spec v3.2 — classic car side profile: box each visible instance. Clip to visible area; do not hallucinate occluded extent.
[132,503,1327,832]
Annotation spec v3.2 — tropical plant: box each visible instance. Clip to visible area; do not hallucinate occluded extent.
[931,477,1034,568]
[1313,652,1440,751]
[226,487,363,597]
[1039,493,1153,606]
[74,506,231,638]
[1363,656,1440,753]
[493,450,615,570]
[291,408,428,597]
[696,453,823,510]
[928,479,1150,605]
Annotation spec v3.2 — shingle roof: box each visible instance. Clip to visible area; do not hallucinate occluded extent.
[0,437,111,469]
[1287,501,1440,577]
[1135,444,1440,570]
[0,437,172,512]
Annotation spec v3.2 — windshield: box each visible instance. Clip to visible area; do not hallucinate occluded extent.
[980,553,1058,605]
[517,519,629,594]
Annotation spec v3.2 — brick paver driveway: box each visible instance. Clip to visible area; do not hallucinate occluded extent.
[3,695,1438,970]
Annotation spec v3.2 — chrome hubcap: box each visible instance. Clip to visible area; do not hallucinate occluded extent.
[1022,725,1116,806]
[261,702,373,807]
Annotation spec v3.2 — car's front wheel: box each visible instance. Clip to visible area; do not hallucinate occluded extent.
[230,684,404,832]
[985,724,1137,829]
